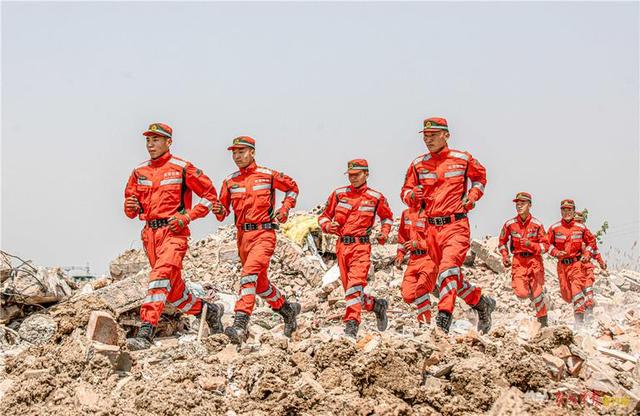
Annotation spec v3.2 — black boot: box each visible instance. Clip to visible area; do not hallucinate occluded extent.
[373,298,389,331]
[201,301,224,334]
[345,320,359,339]
[127,322,154,351]
[276,301,301,338]
[435,311,453,333]
[537,315,548,328]
[473,295,496,334]
[224,312,250,345]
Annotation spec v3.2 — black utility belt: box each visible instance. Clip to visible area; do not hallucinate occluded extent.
[341,236,370,244]
[147,218,170,229]
[561,255,582,265]
[516,252,534,258]
[427,212,467,226]
[240,222,279,231]
[411,249,427,256]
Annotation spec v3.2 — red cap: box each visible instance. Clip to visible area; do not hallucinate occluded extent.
[345,159,369,174]
[227,136,256,151]
[560,199,575,209]
[143,123,172,138]
[513,192,532,203]
[420,117,449,133]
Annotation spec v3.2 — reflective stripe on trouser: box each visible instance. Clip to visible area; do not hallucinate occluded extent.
[426,218,482,313]
[234,230,285,315]
[140,227,203,325]
[401,254,437,323]
[557,261,588,313]
[337,241,375,323]
[583,262,596,308]
[511,255,547,318]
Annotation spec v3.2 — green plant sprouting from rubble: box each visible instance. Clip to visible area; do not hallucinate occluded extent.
[580,209,608,244]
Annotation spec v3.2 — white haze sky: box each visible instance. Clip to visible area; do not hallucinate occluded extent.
[2,1,639,275]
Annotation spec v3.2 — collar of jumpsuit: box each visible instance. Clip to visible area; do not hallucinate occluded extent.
[561,218,575,227]
[429,145,450,159]
[149,151,172,167]
[347,183,369,194]
[518,213,532,225]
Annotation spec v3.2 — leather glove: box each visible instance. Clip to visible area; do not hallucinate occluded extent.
[502,255,511,268]
[168,212,191,232]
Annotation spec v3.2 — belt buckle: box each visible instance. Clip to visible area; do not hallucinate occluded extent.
[243,223,257,231]
[434,217,444,226]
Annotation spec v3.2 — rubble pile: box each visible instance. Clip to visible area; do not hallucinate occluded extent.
[1,212,639,415]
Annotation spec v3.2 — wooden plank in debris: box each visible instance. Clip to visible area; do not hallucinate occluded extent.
[596,346,639,363]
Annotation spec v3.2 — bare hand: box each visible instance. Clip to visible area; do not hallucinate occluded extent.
[327,221,339,234]
[403,241,415,252]
[211,201,225,215]
[394,255,404,269]
[556,250,567,258]
[502,257,511,268]
[125,196,141,213]
[412,186,424,201]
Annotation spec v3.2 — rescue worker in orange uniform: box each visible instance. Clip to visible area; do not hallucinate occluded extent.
[574,211,607,323]
[400,117,495,334]
[395,207,437,325]
[211,136,300,344]
[547,199,597,329]
[498,192,549,327]
[318,159,393,338]
[123,123,224,350]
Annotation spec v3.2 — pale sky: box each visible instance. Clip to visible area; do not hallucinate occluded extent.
[2,2,639,275]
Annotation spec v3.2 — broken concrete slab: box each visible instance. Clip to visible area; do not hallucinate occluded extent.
[470,238,505,274]
[18,314,57,345]
[86,310,119,346]
[541,353,565,381]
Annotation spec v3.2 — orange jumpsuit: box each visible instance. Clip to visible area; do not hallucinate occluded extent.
[401,147,486,313]
[547,219,596,313]
[216,162,298,315]
[582,228,603,309]
[498,215,549,318]
[124,152,218,325]
[318,185,393,323]
[397,208,437,323]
